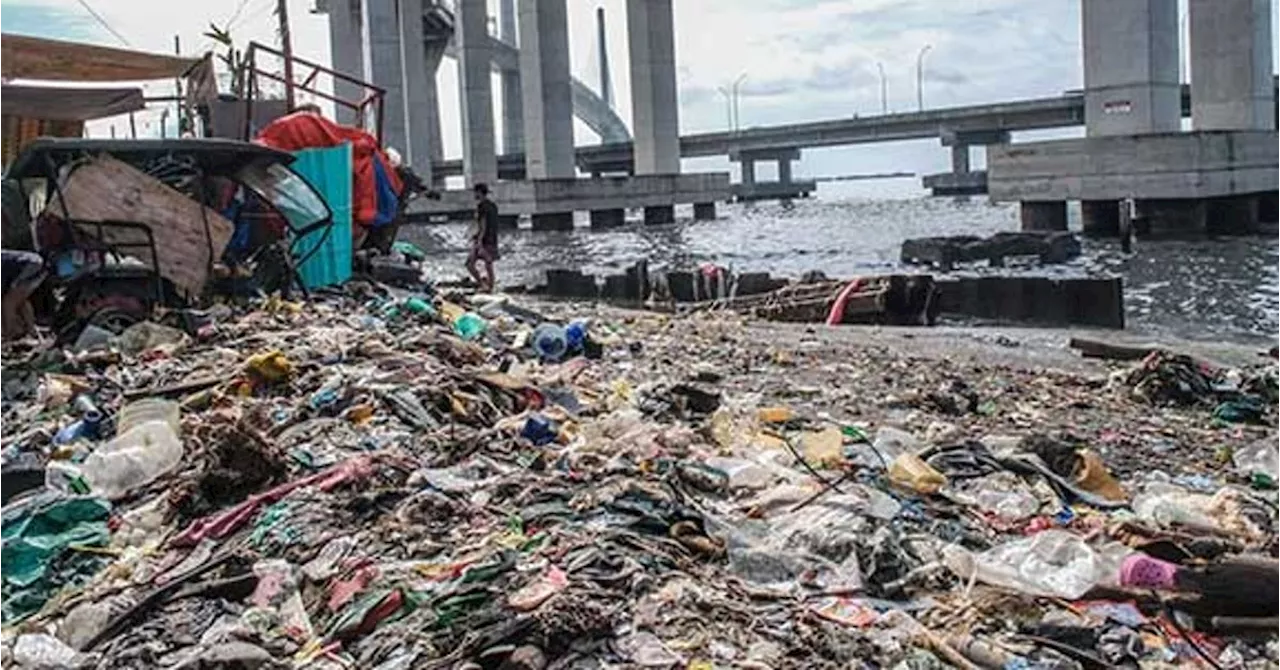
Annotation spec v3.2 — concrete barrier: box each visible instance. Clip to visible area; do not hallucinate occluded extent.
[935,277,1123,328]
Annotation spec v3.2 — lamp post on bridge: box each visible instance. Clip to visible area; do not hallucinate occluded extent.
[876,62,887,114]
[719,72,748,132]
[916,44,932,111]
[717,87,733,131]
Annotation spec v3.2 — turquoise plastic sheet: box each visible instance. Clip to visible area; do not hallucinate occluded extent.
[291,144,353,289]
[2,495,112,622]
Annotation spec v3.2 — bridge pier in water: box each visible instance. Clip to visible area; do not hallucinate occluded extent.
[731,147,815,202]
[923,129,1008,197]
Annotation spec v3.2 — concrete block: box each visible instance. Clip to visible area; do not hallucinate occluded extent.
[590,208,626,228]
[666,271,695,302]
[1081,199,1121,237]
[624,259,650,301]
[1066,278,1125,328]
[1020,202,1068,231]
[545,269,598,298]
[1204,194,1261,235]
[497,214,520,229]
[643,205,675,225]
[693,202,716,220]
[735,272,781,296]
[600,274,628,300]
[531,212,574,231]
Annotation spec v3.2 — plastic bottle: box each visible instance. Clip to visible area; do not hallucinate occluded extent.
[532,323,568,361]
[453,312,487,341]
[45,459,90,495]
[887,453,947,494]
[521,414,558,446]
[872,426,922,462]
[79,400,184,500]
[1233,440,1278,480]
[564,320,587,350]
[403,297,434,315]
[116,398,180,434]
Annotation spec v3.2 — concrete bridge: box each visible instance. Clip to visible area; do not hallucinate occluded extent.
[431,84,1238,199]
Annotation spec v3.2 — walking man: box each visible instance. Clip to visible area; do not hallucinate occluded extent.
[466,183,500,292]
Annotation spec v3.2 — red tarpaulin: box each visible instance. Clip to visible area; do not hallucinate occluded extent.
[255,111,402,229]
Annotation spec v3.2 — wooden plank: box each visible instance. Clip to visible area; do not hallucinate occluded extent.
[46,155,234,300]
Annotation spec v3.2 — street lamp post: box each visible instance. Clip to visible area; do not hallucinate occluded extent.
[731,73,747,132]
[717,87,733,131]
[916,44,932,111]
[876,62,887,114]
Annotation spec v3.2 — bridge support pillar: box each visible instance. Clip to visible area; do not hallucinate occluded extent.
[590,208,626,228]
[457,0,498,187]
[644,205,675,225]
[399,0,441,176]
[740,159,756,186]
[627,0,680,175]
[499,0,525,153]
[361,0,407,154]
[693,202,717,220]
[777,158,793,186]
[1189,0,1275,131]
[1260,191,1279,223]
[1020,201,1068,232]
[327,0,364,127]
[950,144,971,174]
[1081,199,1121,237]
[532,212,574,231]
[518,0,575,179]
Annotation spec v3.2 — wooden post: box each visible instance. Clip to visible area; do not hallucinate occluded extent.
[128,113,137,138]
[1120,198,1134,254]
[174,35,183,134]
[278,0,296,110]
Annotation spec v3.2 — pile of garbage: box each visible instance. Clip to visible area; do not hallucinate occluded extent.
[1,283,1276,669]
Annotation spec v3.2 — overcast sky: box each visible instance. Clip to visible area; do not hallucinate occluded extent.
[2,0,1276,192]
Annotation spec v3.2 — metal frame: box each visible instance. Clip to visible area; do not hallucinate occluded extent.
[241,41,386,143]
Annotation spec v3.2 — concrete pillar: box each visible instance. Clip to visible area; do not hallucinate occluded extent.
[590,208,626,228]
[1081,199,1121,236]
[1081,0,1180,136]
[420,42,446,169]
[361,0,407,150]
[1204,195,1261,235]
[1189,0,1275,131]
[644,205,675,225]
[778,158,793,185]
[531,212,574,231]
[499,0,525,153]
[950,144,971,174]
[1020,201,1068,231]
[457,0,498,186]
[740,159,756,185]
[1135,199,1207,236]
[398,0,432,173]
[693,202,716,220]
[626,0,680,175]
[1260,191,1279,223]
[518,0,575,179]
[327,0,364,126]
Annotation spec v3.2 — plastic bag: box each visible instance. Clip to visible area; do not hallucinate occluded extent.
[12,633,84,668]
[942,530,1131,599]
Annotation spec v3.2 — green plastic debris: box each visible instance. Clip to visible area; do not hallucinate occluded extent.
[392,241,427,263]
[2,495,112,622]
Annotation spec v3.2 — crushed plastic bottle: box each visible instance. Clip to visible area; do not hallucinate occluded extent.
[887,452,946,494]
[11,633,83,668]
[453,312,487,341]
[532,323,568,361]
[78,399,184,500]
[872,426,922,461]
[1233,440,1278,481]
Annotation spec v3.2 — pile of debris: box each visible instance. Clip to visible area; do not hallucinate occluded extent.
[901,231,1082,270]
[0,283,1276,669]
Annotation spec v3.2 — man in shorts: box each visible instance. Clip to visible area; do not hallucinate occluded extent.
[0,248,46,340]
[466,183,500,292]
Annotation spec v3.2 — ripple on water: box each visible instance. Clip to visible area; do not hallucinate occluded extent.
[403,198,1278,344]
